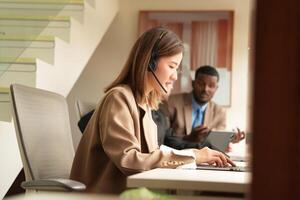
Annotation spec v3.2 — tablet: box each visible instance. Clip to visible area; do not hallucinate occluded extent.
[206,130,234,152]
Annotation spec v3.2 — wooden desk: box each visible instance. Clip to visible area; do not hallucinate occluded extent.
[127,168,251,194]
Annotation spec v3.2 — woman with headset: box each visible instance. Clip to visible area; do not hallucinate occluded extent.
[70,27,234,194]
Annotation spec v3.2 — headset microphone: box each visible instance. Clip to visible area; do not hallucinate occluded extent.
[148,30,168,94]
[148,66,168,94]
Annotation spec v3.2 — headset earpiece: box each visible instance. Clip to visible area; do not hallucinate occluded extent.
[148,30,166,72]
[148,52,157,72]
[147,30,168,94]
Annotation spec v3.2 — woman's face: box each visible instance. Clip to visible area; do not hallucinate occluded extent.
[147,52,183,95]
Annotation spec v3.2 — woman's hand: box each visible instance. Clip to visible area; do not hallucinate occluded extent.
[193,147,235,167]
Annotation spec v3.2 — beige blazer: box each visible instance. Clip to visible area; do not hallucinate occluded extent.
[160,92,226,137]
[70,85,194,194]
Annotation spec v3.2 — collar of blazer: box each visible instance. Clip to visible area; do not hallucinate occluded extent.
[139,104,158,152]
[183,93,193,135]
[184,92,215,134]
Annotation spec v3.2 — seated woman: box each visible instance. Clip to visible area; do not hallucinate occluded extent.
[70,27,234,194]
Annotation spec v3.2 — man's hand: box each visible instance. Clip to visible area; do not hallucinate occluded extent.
[225,142,233,153]
[193,147,236,167]
[183,125,210,143]
[231,127,246,143]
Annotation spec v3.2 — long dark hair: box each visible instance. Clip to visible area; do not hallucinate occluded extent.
[105,27,183,108]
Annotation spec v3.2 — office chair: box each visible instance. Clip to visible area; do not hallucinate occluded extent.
[10,84,86,192]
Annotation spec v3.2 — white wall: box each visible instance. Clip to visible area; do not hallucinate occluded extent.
[37,0,119,97]
[67,0,251,149]
[0,121,22,200]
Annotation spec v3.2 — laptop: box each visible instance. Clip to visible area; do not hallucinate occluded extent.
[205,130,234,152]
[195,164,250,172]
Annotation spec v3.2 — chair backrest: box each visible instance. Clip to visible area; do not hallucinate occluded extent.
[10,84,75,181]
[75,100,96,119]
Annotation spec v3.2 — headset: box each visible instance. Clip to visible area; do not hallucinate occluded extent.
[148,31,168,94]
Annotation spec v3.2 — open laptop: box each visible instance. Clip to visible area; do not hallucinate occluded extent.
[195,131,250,172]
[195,164,250,172]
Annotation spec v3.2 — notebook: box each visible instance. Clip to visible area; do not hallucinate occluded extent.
[205,130,234,152]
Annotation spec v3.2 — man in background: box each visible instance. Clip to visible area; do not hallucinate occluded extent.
[160,65,244,150]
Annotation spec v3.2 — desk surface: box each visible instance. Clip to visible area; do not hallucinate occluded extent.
[4,191,243,200]
[4,192,119,200]
[127,168,251,193]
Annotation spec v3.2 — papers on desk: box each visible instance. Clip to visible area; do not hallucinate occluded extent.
[230,155,249,162]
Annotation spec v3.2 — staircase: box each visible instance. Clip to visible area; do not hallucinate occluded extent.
[0,0,119,198]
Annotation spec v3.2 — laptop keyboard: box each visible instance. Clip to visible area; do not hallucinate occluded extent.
[195,165,249,172]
